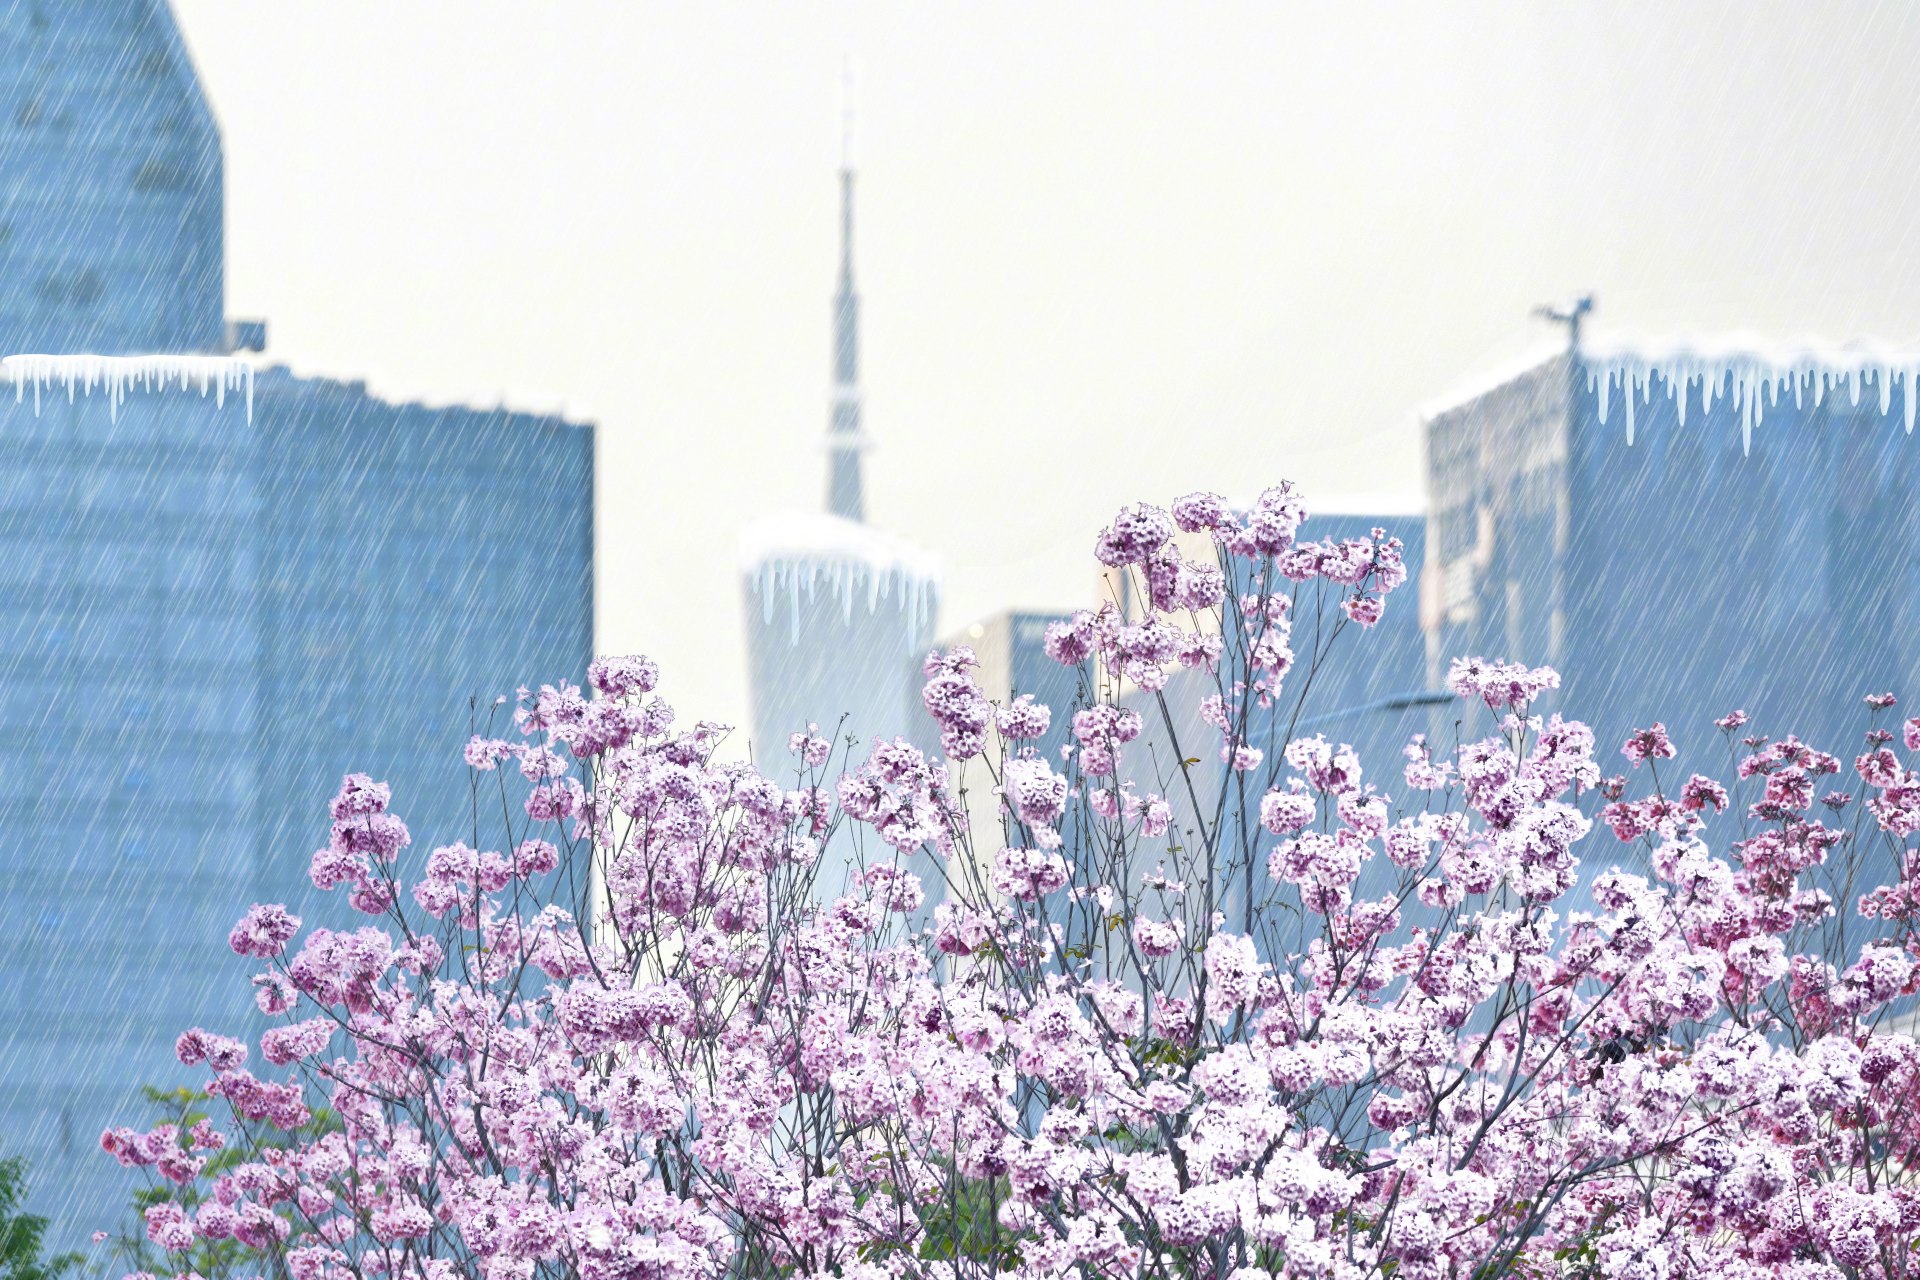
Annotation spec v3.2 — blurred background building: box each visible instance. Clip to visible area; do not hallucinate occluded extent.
[1422,329,1920,777]
[0,0,591,1243]
[937,608,1081,880]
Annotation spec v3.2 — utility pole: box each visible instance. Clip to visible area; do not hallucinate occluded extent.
[1530,292,1592,671]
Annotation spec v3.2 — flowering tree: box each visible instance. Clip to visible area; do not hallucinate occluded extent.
[102,482,1920,1280]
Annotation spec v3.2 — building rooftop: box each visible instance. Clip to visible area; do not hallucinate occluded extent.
[253,364,592,430]
[1421,332,1920,451]
[740,509,940,580]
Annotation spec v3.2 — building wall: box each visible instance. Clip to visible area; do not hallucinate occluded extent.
[0,0,597,1246]
[0,0,233,1237]
[250,370,595,930]
[1564,363,1920,772]
[0,373,594,1245]
[0,0,224,355]
[0,389,260,1246]
[1428,353,1920,780]
[1424,355,1571,696]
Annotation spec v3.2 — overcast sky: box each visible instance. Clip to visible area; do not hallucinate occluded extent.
[170,1,1920,727]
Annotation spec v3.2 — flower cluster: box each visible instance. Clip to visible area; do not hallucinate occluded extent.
[105,481,1920,1280]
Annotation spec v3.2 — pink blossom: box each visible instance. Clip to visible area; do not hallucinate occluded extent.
[144,1202,194,1252]
[228,903,301,958]
[1446,656,1560,710]
[996,694,1052,740]
[1043,610,1096,665]
[94,478,1920,1280]
[1132,915,1183,958]
[992,846,1068,900]
[1170,490,1230,532]
[1260,786,1316,835]
[588,653,659,699]
[1093,503,1175,567]
[259,1018,336,1067]
[1621,722,1677,767]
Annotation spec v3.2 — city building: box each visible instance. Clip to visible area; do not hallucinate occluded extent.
[248,369,593,928]
[1422,334,1920,777]
[937,609,1082,874]
[739,104,940,901]
[0,0,224,357]
[0,1,592,1243]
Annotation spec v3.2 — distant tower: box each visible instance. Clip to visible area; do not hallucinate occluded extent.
[827,62,866,520]
[741,64,940,899]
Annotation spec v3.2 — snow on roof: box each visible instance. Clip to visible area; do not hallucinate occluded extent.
[1303,493,1426,519]
[3,353,255,422]
[740,511,941,580]
[1415,339,1564,425]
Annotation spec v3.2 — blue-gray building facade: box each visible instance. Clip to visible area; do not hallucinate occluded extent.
[0,0,223,356]
[1424,349,1920,778]
[0,0,593,1245]
[250,370,593,930]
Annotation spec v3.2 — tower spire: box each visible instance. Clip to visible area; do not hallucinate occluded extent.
[826,58,865,522]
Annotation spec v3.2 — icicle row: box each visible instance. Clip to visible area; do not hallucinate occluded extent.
[750,556,939,649]
[2,354,255,424]
[1588,351,1920,455]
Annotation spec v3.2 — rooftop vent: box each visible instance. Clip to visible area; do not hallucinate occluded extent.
[224,319,267,353]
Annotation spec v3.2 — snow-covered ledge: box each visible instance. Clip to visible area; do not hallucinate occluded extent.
[2,354,255,422]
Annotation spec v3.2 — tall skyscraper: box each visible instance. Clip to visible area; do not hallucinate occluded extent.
[0,3,593,1244]
[0,0,224,357]
[741,82,940,898]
